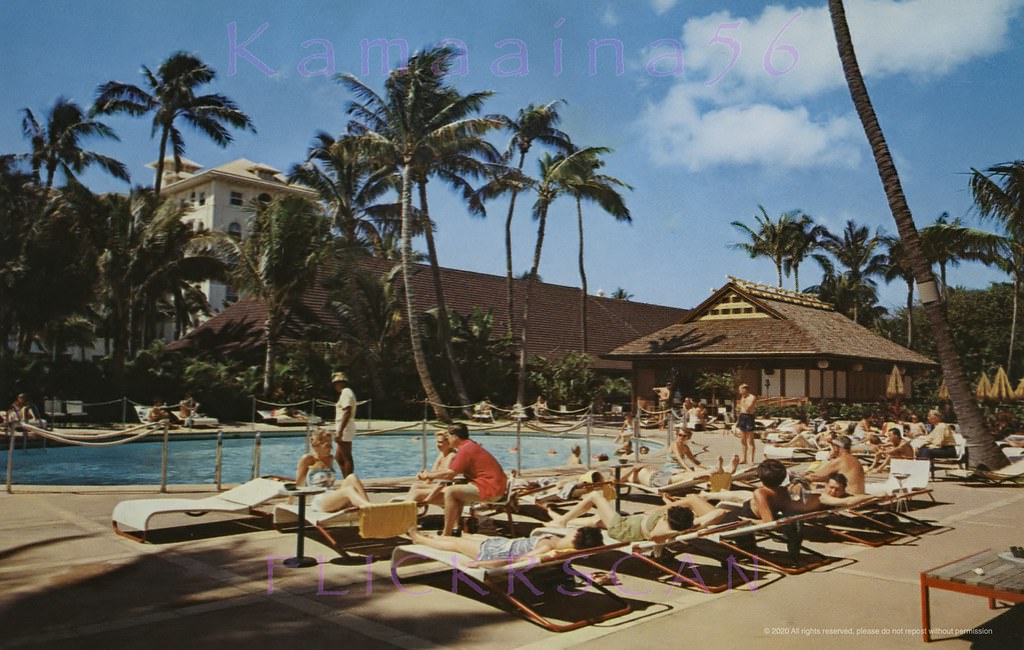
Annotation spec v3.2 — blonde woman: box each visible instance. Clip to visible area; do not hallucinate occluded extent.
[406,431,457,503]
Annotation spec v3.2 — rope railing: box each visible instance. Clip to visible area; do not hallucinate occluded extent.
[253,398,312,408]
[24,420,159,441]
[78,398,124,408]
[522,417,589,435]
[14,421,164,447]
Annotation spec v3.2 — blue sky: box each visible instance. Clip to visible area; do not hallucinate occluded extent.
[2,0,1022,310]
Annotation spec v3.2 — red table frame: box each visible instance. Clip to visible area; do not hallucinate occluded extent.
[920,549,1024,642]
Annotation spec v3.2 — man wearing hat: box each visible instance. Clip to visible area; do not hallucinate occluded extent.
[332,372,357,476]
[803,434,866,494]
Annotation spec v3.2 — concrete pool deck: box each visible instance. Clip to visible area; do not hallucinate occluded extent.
[1,430,1021,649]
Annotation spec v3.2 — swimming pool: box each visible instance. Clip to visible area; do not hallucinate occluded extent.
[1,431,624,485]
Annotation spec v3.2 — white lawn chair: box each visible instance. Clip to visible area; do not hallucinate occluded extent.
[112,477,287,541]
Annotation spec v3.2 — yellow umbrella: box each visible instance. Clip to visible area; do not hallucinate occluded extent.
[885,365,905,399]
[975,373,992,401]
[989,367,1015,402]
[937,381,950,402]
[1016,378,1024,400]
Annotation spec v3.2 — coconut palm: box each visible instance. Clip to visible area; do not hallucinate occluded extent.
[21,97,128,189]
[919,213,992,300]
[610,288,633,300]
[815,220,886,323]
[827,0,1005,469]
[562,147,631,352]
[338,45,496,421]
[203,195,329,393]
[970,161,1024,375]
[783,213,823,291]
[93,51,255,196]
[494,102,573,335]
[731,207,797,287]
[879,235,916,347]
[288,132,399,253]
[515,148,609,405]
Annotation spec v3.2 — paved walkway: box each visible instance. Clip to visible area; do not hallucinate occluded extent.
[1,430,1021,649]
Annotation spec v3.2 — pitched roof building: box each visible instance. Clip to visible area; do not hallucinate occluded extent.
[605,277,936,403]
[169,256,688,371]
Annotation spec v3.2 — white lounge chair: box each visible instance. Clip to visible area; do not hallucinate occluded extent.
[865,459,932,497]
[390,532,631,632]
[257,409,322,426]
[112,477,287,541]
[274,500,417,551]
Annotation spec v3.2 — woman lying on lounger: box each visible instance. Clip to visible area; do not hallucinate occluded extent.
[623,454,739,489]
[407,525,605,568]
[548,492,730,543]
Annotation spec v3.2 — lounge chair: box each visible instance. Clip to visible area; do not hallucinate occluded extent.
[257,409,323,426]
[112,477,288,542]
[865,459,934,501]
[700,510,841,575]
[390,532,632,632]
[948,458,1024,486]
[273,500,418,553]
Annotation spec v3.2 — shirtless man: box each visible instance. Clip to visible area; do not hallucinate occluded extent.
[736,384,757,465]
[866,428,915,474]
[803,435,866,494]
[740,460,874,523]
[654,385,671,429]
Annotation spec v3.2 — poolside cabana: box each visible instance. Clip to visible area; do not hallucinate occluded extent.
[604,278,937,407]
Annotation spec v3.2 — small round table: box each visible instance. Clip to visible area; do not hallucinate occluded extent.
[278,485,325,568]
[891,472,911,513]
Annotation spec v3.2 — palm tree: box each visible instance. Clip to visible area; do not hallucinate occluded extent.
[918,213,992,300]
[93,51,255,197]
[828,0,1006,469]
[204,195,329,393]
[515,148,607,405]
[339,46,496,421]
[783,213,822,291]
[730,206,796,287]
[610,288,633,300]
[288,132,398,253]
[21,97,128,189]
[816,220,886,323]
[879,235,916,347]
[563,147,631,352]
[495,102,573,334]
[970,161,1024,375]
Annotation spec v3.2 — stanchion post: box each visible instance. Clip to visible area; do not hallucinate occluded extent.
[367,399,373,432]
[634,411,642,464]
[251,396,257,431]
[516,418,522,475]
[253,433,262,479]
[160,420,170,493]
[215,431,223,491]
[421,401,428,470]
[304,419,311,455]
[667,409,674,449]
[586,405,593,469]
[6,422,15,493]
[122,396,127,425]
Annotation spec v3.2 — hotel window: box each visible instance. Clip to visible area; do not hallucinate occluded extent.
[227,222,242,240]
[189,191,196,205]
[198,191,206,206]
[257,192,272,205]
[230,191,243,206]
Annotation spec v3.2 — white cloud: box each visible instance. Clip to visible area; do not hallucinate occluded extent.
[679,0,1022,102]
[641,84,862,171]
[639,0,1022,170]
[601,4,620,27]
[650,0,679,16]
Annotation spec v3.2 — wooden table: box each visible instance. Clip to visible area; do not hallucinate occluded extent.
[920,548,1024,642]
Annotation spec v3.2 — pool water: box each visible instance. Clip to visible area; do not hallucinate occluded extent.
[1,431,621,485]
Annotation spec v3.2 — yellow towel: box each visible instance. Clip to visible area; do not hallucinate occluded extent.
[359,501,418,539]
[708,471,733,492]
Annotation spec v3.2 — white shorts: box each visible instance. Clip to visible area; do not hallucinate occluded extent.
[336,428,355,443]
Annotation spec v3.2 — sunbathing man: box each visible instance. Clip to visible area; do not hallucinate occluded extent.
[407,525,605,568]
[417,423,507,536]
[866,428,915,474]
[405,431,457,503]
[625,454,739,490]
[548,491,730,543]
[803,435,866,494]
[739,460,874,523]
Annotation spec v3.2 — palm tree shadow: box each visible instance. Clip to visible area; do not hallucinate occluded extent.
[0,533,96,562]
[646,329,723,354]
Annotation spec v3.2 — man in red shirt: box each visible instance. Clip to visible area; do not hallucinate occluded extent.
[417,423,507,536]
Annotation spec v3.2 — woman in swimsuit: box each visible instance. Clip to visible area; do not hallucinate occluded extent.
[407,525,604,568]
[405,431,457,503]
[295,429,373,512]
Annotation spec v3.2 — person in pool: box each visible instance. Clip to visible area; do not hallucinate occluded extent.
[407,525,605,568]
[568,445,583,466]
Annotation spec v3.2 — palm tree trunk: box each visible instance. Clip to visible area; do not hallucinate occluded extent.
[418,182,472,414]
[263,316,276,394]
[1009,276,1019,376]
[775,263,783,288]
[794,264,800,292]
[504,151,527,336]
[516,204,549,406]
[45,164,56,190]
[576,197,588,353]
[154,128,169,197]
[829,0,1005,469]
[400,163,447,421]
[905,278,914,349]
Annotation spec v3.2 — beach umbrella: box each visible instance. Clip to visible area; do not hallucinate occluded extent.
[975,373,992,401]
[1016,378,1024,400]
[989,367,1015,402]
[885,365,905,400]
[937,381,950,402]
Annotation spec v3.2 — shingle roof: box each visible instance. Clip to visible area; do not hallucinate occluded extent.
[170,257,688,370]
[605,280,936,368]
